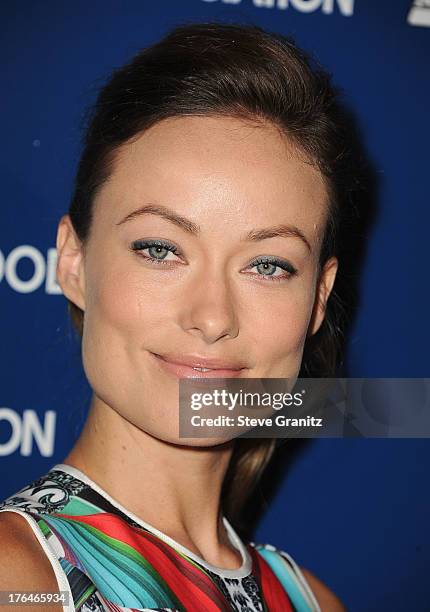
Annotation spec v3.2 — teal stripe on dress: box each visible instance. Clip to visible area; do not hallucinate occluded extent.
[62,497,104,516]
[41,514,180,609]
[257,548,314,612]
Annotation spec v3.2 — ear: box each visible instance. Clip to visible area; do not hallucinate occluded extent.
[307,256,338,337]
[55,215,86,311]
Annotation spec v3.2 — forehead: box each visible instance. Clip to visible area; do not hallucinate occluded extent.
[94,115,328,243]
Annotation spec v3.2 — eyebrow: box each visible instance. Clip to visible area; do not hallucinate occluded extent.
[116,203,312,252]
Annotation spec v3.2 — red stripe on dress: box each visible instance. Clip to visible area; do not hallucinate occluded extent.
[248,545,295,612]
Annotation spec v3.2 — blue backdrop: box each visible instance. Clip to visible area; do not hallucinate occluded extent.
[1,1,429,610]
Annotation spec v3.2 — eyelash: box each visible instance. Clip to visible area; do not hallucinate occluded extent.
[129,239,297,282]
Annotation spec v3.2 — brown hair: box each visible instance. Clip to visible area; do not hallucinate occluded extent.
[66,22,363,526]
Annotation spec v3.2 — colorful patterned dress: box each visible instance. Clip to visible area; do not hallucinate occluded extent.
[0,464,321,612]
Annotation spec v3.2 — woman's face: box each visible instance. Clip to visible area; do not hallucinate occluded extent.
[57,116,337,445]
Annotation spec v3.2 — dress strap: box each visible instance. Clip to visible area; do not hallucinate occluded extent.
[254,544,321,612]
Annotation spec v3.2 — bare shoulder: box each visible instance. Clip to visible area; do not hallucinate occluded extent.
[300,566,347,612]
[0,512,64,611]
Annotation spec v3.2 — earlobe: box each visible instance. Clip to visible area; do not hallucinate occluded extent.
[307,256,338,337]
[55,215,86,311]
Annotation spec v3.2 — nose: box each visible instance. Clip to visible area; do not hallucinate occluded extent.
[178,271,239,344]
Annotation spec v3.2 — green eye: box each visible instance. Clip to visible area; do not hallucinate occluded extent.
[130,240,297,283]
[130,239,180,264]
[249,256,297,282]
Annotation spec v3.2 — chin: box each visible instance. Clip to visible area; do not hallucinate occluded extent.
[162,433,237,449]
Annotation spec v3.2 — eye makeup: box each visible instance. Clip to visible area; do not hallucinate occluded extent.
[130,238,182,263]
[129,238,298,282]
[246,256,297,282]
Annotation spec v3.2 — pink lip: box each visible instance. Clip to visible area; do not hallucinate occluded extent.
[151,353,245,379]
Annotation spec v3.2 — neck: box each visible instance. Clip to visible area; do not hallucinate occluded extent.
[63,394,241,568]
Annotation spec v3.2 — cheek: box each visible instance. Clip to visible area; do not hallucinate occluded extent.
[80,262,150,392]
[84,261,161,339]
[81,255,183,381]
[245,280,315,361]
